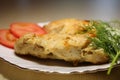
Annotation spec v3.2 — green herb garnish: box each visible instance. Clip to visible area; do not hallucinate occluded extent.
[89,21,120,75]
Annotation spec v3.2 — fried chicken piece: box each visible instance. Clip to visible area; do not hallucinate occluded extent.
[15,19,109,65]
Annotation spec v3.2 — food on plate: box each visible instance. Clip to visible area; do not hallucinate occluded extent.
[10,22,47,38]
[14,19,109,64]
[0,19,119,74]
[0,29,18,48]
[14,19,120,74]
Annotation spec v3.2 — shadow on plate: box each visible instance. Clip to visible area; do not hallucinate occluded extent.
[15,53,104,67]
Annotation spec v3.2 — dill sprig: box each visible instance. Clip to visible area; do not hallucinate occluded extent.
[89,21,120,75]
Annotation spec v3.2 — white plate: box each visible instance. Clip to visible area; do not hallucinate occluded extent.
[0,22,120,74]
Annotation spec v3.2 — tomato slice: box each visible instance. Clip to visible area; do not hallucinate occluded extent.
[0,29,18,49]
[10,22,47,38]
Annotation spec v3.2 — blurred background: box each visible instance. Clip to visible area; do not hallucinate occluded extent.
[0,0,120,28]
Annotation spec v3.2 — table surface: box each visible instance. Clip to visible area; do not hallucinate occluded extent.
[0,0,120,80]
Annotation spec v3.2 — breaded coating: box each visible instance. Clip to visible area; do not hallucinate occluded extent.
[15,19,109,65]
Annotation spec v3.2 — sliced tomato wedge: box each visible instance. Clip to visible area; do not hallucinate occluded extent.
[0,29,18,49]
[10,22,47,38]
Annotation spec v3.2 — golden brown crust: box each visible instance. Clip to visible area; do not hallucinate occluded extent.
[15,18,109,65]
